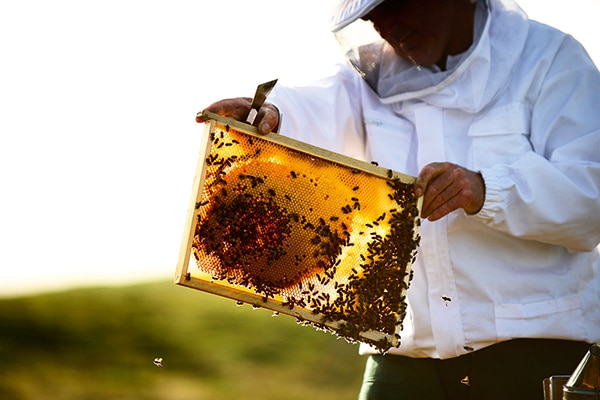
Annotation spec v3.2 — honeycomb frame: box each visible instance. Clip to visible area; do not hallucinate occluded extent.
[175,110,421,352]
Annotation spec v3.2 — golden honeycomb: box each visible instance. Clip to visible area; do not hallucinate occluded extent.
[176,111,421,352]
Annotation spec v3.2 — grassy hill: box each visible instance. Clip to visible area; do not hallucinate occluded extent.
[0,280,366,400]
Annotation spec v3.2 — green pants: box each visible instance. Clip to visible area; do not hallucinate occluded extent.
[358,339,590,400]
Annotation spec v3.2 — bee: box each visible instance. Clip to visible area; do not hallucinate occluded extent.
[153,357,163,367]
[460,376,470,386]
[289,213,300,223]
[441,295,452,306]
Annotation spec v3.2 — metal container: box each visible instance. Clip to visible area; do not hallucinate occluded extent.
[563,343,600,400]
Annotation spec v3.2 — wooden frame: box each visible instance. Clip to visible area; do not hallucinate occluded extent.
[175,111,421,352]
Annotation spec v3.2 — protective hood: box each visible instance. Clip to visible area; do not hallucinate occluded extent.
[329,0,386,32]
[332,0,530,112]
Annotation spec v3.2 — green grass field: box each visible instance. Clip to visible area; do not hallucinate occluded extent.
[0,280,366,399]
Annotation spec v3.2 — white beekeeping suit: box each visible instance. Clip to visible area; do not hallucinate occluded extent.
[269,0,600,359]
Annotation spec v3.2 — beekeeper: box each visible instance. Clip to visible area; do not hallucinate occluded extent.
[200,0,600,398]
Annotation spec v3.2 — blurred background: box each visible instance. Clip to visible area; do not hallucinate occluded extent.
[0,0,598,398]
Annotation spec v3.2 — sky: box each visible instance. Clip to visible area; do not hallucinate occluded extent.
[1,0,598,298]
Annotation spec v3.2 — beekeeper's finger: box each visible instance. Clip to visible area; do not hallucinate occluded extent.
[255,103,280,134]
[196,97,252,123]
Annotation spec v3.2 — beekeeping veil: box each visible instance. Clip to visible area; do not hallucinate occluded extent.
[329,0,488,104]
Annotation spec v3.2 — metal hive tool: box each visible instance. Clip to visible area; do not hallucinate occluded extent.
[175,110,421,352]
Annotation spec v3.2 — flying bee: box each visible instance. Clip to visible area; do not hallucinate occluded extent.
[153,357,163,367]
[441,295,452,306]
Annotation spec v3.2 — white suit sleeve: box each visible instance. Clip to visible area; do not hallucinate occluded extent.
[476,37,600,252]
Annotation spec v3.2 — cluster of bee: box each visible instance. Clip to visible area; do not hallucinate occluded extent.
[298,179,420,352]
[192,124,420,353]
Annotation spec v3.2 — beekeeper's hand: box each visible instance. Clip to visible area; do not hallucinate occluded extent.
[197,97,280,134]
[414,162,485,221]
